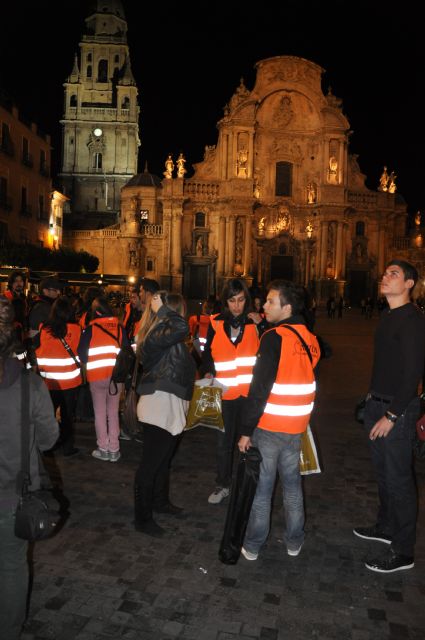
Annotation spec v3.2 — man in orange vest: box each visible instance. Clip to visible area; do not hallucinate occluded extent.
[238,280,320,560]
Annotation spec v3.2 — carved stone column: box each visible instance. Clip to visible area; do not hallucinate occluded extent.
[218,216,226,275]
[225,216,236,275]
[319,221,328,278]
[335,221,344,279]
[378,225,386,278]
[243,216,252,276]
[171,211,183,274]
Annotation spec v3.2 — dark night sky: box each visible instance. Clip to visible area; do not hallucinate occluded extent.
[1,1,423,219]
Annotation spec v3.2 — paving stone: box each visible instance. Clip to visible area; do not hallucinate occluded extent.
[21,311,425,639]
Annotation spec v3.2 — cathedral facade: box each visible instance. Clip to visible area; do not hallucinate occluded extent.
[64,2,423,303]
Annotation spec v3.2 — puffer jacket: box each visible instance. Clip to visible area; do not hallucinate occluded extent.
[136,305,196,401]
[0,357,59,511]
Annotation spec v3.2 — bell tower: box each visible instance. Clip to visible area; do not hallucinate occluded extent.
[59,0,140,228]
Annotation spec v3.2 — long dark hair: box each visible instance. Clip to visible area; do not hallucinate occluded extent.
[220,278,252,321]
[43,296,75,339]
[0,299,18,381]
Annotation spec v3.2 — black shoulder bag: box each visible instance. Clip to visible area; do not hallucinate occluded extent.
[282,324,313,365]
[60,336,86,384]
[14,370,61,542]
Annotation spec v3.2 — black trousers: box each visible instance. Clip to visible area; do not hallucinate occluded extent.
[364,396,419,557]
[134,423,179,521]
[216,397,246,488]
[50,387,78,454]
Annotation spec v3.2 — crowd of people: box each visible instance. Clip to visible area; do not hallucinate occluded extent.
[1,260,424,638]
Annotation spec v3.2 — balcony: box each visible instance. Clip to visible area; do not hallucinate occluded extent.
[39,163,50,177]
[19,205,32,218]
[0,137,14,157]
[140,224,163,237]
[21,152,34,168]
[0,195,12,212]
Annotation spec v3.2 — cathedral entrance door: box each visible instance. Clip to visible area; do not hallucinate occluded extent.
[186,264,209,299]
[270,255,294,281]
[348,270,368,305]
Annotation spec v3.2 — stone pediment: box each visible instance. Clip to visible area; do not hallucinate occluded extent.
[254,56,324,98]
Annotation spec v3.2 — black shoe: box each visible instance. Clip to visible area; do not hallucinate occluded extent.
[153,502,184,516]
[365,548,414,573]
[353,525,391,544]
[63,447,80,458]
[135,519,166,538]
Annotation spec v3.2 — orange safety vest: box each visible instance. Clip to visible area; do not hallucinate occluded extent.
[86,316,121,383]
[36,323,82,391]
[258,324,320,434]
[189,313,210,352]
[210,316,259,400]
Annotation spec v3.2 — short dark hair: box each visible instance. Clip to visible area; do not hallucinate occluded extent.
[138,278,160,294]
[220,278,251,311]
[7,270,26,289]
[386,259,419,288]
[267,280,306,315]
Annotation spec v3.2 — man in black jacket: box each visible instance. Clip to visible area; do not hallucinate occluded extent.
[353,259,425,573]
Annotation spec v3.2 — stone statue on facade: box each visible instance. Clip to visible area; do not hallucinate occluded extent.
[388,171,397,193]
[415,211,421,227]
[329,156,338,175]
[163,154,174,179]
[258,216,266,235]
[378,166,389,191]
[237,148,248,177]
[307,182,317,204]
[176,152,187,178]
[196,236,203,256]
[128,241,139,267]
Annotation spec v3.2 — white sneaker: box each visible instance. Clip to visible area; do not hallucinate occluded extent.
[241,546,258,561]
[109,451,121,463]
[208,487,230,504]
[287,543,303,557]
[92,448,110,461]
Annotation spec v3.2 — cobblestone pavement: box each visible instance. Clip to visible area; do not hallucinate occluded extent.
[22,310,425,639]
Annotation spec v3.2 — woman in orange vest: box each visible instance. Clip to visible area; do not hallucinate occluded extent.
[200,278,265,504]
[78,296,125,462]
[188,295,217,366]
[34,296,82,457]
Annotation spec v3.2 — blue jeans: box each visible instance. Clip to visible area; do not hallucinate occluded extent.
[243,428,304,554]
[364,396,419,557]
[0,509,28,640]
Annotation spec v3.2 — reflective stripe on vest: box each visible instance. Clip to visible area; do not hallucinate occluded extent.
[258,324,320,434]
[36,324,82,390]
[86,317,120,382]
[211,317,259,400]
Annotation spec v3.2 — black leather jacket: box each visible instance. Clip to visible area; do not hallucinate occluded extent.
[136,305,196,401]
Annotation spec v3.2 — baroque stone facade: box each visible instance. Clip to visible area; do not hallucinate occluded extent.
[63,4,415,302]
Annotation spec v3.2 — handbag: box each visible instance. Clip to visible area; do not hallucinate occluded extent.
[185,382,224,431]
[93,324,136,395]
[120,355,142,439]
[299,425,321,475]
[219,446,262,564]
[354,398,367,424]
[14,370,61,542]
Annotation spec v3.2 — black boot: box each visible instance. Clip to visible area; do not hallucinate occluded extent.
[134,484,165,537]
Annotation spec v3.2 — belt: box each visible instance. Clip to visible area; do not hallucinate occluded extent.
[368,393,391,404]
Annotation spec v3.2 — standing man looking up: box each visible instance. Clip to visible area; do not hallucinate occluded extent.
[353,260,425,573]
[238,280,320,560]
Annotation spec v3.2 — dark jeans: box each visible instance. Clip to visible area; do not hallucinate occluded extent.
[215,397,246,488]
[364,396,419,557]
[50,387,78,454]
[0,509,28,640]
[134,423,179,521]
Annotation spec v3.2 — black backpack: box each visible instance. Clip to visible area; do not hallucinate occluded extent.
[93,323,136,394]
